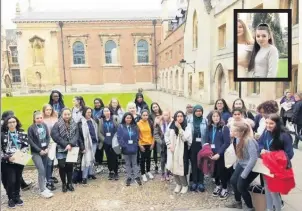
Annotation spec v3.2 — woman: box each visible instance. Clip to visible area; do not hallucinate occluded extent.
[27,111,53,198]
[189,105,207,192]
[137,109,154,182]
[292,92,302,149]
[154,110,173,181]
[254,104,265,132]
[258,114,294,211]
[1,116,29,209]
[237,19,254,78]
[109,98,124,122]
[51,108,79,192]
[186,104,194,124]
[232,98,254,121]
[207,110,230,199]
[42,104,58,190]
[117,112,142,186]
[228,108,255,137]
[98,107,119,180]
[208,99,232,125]
[280,90,295,125]
[248,23,279,78]
[48,90,65,116]
[78,107,98,184]
[226,121,259,210]
[134,93,149,114]
[166,111,192,194]
[72,96,86,123]
[93,98,105,119]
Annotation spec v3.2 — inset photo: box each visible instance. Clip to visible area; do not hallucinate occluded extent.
[234,9,292,82]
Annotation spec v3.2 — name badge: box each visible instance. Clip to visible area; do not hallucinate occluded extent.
[41,143,47,147]
[128,140,133,144]
[196,138,202,142]
[106,133,111,137]
[211,144,215,149]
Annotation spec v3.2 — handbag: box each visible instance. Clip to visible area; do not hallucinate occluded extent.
[224,140,236,168]
[112,133,121,155]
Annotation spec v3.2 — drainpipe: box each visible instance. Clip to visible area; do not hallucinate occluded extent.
[152,19,158,90]
[238,0,245,98]
[58,21,67,93]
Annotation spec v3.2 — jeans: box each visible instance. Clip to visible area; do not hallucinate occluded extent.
[82,143,98,179]
[230,164,259,208]
[104,143,118,173]
[2,163,24,200]
[124,154,139,179]
[140,145,152,175]
[264,177,282,211]
[45,158,54,183]
[32,153,48,192]
[174,175,188,186]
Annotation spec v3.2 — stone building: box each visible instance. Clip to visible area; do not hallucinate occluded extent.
[1,25,9,90]
[169,0,300,111]
[12,2,175,93]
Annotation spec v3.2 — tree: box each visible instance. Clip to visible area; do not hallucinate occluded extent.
[252,13,284,54]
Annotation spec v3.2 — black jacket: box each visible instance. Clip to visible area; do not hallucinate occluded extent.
[292,100,302,125]
[27,123,50,153]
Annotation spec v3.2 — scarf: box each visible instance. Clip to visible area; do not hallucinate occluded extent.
[81,118,96,170]
[193,105,204,134]
[58,117,77,141]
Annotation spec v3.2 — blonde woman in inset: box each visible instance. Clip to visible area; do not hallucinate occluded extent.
[237,19,254,78]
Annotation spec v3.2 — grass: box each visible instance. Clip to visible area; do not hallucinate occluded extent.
[277,58,288,78]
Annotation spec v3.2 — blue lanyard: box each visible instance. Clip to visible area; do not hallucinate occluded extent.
[53,103,59,112]
[105,122,111,132]
[264,131,273,150]
[8,131,20,149]
[211,127,217,144]
[127,126,132,140]
[93,110,101,118]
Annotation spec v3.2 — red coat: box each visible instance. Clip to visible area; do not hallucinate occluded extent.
[262,150,295,195]
[197,144,214,175]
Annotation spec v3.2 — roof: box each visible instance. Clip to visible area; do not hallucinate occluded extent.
[12,10,175,23]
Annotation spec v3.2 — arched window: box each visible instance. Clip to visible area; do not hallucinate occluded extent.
[137,39,149,63]
[105,40,117,64]
[193,10,198,49]
[73,41,85,65]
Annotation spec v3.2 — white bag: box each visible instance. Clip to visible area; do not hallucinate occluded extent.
[48,142,57,161]
[112,133,121,155]
[252,158,274,177]
[224,142,236,168]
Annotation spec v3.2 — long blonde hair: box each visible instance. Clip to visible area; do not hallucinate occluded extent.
[232,121,251,159]
[238,19,253,45]
[42,104,58,119]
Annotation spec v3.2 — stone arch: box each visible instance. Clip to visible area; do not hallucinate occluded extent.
[214,63,226,99]
[169,69,173,92]
[165,71,169,91]
[35,71,42,91]
[175,69,179,90]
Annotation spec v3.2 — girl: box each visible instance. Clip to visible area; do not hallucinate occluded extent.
[208,99,232,125]
[109,98,124,122]
[166,111,192,194]
[207,111,231,199]
[48,90,65,116]
[134,93,149,114]
[78,107,98,184]
[27,111,53,198]
[232,98,254,121]
[227,108,254,137]
[248,23,279,78]
[42,104,58,191]
[225,121,259,210]
[292,92,302,149]
[93,98,105,119]
[117,112,142,186]
[190,105,207,192]
[237,19,254,78]
[1,116,29,209]
[137,109,154,182]
[154,110,172,181]
[98,107,119,180]
[51,108,79,193]
[258,114,294,211]
[72,96,86,123]
[280,90,295,125]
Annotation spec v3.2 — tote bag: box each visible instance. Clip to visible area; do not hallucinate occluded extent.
[112,133,121,155]
[224,142,236,168]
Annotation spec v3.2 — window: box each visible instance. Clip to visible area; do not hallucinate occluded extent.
[218,24,226,49]
[193,10,198,49]
[105,40,117,64]
[137,39,149,63]
[228,70,238,91]
[170,50,172,59]
[11,69,21,83]
[249,82,260,94]
[10,46,18,63]
[199,72,204,89]
[73,41,85,65]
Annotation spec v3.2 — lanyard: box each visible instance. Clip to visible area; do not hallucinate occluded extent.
[105,122,111,132]
[93,110,101,118]
[211,127,217,144]
[8,131,20,150]
[127,126,132,140]
[264,131,273,150]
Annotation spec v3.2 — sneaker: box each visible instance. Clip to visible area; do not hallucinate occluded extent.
[88,175,97,180]
[82,179,87,184]
[225,201,242,209]
[219,189,229,200]
[21,182,32,191]
[14,198,23,206]
[142,174,148,182]
[135,177,142,186]
[67,184,75,191]
[190,183,198,192]
[41,190,53,198]
[44,188,51,193]
[51,177,59,184]
[174,185,182,193]
[46,182,56,191]
[108,172,114,180]
[95,166,102,174]
[126,178,132,186]
[212,186,222,197]
[114,173,119,181]
[8,199,15,209]
[165,173,170,181]
[180,186,188,194]
[147,172,154,179]
[198,184,205,192]
[155,166,159,174]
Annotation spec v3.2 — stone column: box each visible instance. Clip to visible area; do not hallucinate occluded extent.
[16,31,28,94]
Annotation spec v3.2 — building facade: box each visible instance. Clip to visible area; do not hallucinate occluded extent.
[12,4,170,93]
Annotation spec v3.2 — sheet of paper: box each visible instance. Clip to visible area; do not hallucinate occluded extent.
[11,150,32,166]
[66,147,79,163]
[252,158,274,177]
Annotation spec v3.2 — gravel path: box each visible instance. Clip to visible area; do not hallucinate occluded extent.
[1,168,234,211]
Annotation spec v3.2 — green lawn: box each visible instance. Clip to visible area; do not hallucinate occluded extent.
[277,58,288,78]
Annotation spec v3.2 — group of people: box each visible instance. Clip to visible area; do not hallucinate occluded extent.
[1,89,301,211]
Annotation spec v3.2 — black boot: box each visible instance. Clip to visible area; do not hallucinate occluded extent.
[67,183,75,191]
[293,139,299,149]
[62,184,67,193]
